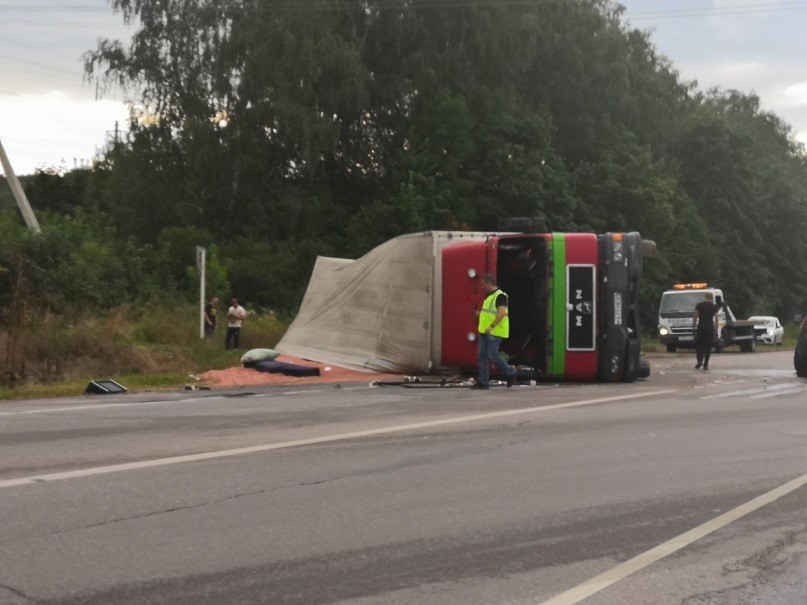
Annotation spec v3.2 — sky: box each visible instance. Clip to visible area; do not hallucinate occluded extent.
[0,0,132,175]
[620,0,807,144]
[1,0,807,175]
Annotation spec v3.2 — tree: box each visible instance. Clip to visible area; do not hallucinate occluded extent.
[73,0,807,322]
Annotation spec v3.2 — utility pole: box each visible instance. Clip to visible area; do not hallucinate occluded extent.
[196,246,207,339]
[0,136,41,233]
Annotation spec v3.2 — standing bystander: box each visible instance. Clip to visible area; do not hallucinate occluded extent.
[225,298,246,350]
[693,292,720,370]
[204,296,219,339]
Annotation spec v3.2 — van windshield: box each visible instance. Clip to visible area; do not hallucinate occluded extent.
[659,292,709,314]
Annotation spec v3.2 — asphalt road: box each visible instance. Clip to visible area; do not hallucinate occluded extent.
[1,349,806,604]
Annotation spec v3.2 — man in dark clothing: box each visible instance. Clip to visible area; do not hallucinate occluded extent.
[203,296,219,339]
[693,292,720,370]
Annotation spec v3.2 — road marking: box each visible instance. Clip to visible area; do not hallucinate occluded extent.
[701,383,796,399]
[0,396,225,417]
[0,386,375,417]
[0,389,674,490]
[751,387,805,399]
[539,471,807,605]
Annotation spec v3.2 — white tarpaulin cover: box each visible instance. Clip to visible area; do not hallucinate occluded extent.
[276,231,488,373]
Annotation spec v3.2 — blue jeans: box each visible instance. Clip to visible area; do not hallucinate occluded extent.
[225,327,241,350]
[477,334,515,386]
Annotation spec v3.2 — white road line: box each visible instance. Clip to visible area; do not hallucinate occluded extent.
[0,386,374,417]
[0,396,226,417]
[701,383,796,399]
[539,471,807,605]
[0,389,674,490]
[751,387,805,399]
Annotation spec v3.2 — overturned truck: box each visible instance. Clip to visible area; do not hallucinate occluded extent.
[277,231,654,381]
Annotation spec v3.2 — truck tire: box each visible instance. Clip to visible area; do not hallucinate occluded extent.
[624,356,637,382]
[624,341,641,382]
[796,332,807,377]
[666,344,677,353]
[714,334,726,354]
[740,337,756,353]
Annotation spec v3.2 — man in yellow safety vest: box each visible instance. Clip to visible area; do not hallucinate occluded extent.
[471,274,516,389]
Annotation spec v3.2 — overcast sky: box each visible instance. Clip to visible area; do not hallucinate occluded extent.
[1,0,807,175]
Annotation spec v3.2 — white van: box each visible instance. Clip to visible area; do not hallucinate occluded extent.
[657,283,756,353]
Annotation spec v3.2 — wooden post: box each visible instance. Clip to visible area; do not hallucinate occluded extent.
[0,137,41,233]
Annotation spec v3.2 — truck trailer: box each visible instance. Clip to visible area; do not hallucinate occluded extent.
[277,230,654,382]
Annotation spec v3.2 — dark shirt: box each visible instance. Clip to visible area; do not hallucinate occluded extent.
[204,304,218,327]
[695,300,718,332]
[495,293,508,309]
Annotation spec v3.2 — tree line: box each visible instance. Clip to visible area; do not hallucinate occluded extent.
[2,0,807,330]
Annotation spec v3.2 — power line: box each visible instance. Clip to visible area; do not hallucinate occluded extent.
[0,36,78,62]
[0,53,82,76]
[1,0,807,9]
[0,3,114,10]
[0,20,130,28]
[628,2,807,20]
[1,0,806,23]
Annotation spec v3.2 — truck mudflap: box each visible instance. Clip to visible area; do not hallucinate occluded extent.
[597,232,645,382]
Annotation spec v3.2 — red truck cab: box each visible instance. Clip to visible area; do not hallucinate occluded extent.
[441,232,648,382]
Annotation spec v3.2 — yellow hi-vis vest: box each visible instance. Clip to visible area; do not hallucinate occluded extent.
[478,289,510,338]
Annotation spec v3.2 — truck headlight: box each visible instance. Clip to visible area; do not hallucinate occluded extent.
[659,327,669,336]
[613,240,624,262]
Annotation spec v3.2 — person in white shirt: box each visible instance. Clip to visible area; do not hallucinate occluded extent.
[225,298,246,350]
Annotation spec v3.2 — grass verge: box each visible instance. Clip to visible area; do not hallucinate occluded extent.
[1,304,288,400]
[0,372,190,401]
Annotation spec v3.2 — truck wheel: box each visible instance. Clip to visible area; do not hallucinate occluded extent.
[797,352,807,378]
[624,346,638,382]
[666,344,677,353]
[714,335,726,354]
[740,338,756,353]
[636,358,651,379]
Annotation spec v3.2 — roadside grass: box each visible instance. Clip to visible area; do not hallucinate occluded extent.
[0,372,190,401]
[641,338,664,353]
[642,328,799,356]
[781,324,802,348]
[0,305,288,400]
[3,311,798,401]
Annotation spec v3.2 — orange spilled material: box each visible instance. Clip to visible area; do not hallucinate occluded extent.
[200,355,404,388]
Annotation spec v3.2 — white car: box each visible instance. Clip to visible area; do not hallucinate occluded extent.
[748,316,784,345]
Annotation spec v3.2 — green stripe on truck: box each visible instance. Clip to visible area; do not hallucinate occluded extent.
[551,233,567,377]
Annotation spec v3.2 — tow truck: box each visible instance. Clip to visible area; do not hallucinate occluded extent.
[657,283,756,353]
